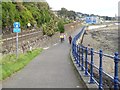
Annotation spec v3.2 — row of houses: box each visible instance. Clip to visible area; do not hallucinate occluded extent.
[75,12,105,24]
[52,10,110,24]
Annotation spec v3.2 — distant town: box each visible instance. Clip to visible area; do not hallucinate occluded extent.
[52,8,117,24]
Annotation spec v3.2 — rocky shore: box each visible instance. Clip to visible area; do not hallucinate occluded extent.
[82,24,119,88]
[83,24,118,55]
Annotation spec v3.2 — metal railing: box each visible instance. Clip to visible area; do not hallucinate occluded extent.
[72,26,120,90]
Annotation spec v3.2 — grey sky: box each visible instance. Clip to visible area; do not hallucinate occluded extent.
[46,0,119,17]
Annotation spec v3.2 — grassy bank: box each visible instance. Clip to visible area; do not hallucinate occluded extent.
[0,48,43,80]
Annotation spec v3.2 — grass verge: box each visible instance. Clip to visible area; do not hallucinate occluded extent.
[0,48,43,80]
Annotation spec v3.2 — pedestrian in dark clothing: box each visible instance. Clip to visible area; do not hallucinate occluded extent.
[69,35,72,44]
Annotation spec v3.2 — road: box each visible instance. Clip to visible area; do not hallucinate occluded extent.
[2,27,85,88]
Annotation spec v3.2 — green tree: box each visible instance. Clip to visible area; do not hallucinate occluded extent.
[57,20,65,33]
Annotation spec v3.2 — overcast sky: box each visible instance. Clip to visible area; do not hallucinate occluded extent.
[46,0,120,17]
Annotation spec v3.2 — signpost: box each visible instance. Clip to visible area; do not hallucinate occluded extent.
[13,22,21,59]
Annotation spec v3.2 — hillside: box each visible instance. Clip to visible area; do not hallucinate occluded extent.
[2,1,65,36]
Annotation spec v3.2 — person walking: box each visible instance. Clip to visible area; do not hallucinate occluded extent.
[69,35,72,44]
[60,33,64,43]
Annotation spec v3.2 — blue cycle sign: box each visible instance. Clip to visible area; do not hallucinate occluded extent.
[13,22,21,33]
[13,22,20,28]
[13,22,21,59]
[13,28,21,33]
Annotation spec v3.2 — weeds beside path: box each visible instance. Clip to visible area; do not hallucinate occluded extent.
[0,48,43,80]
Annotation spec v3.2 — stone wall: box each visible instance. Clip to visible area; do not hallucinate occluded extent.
[2,22,81,54]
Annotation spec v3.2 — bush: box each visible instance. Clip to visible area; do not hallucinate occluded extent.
[57,20,65,33]
[2,2,58,32]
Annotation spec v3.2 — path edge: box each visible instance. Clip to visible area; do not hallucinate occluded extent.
[70,50,98,89]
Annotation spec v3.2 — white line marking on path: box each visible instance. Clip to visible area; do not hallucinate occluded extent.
[76,86,80,88]
[53,43,58,46]
[43,47,50,50]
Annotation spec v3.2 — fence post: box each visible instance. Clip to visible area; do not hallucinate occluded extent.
[99,50,103,90]
[76,44,79,64]
[78,45,81,67]
[73,43,76,62]
[114,52,119,90]
[72,42,74,59]
[81,46,84,71]
[74,43,76,60]
[84,47,89,76]
[72,42,74,55]
[89,48,95,83]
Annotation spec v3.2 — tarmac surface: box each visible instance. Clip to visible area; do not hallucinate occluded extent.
[2,27,84,88]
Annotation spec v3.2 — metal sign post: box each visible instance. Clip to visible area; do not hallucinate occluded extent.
[16,32,18,59]
[13,22,21,59]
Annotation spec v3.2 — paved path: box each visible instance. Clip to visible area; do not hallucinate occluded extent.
[2,27,84,88]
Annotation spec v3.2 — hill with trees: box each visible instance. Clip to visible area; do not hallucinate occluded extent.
[57,8,77,21]
[2,1,67,36]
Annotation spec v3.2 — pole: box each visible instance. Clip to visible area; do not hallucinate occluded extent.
[16,32,18,59]
[81,46,84,71]
[89,48,95,83]
[114,52,119,90]
[99,50,103,90]
[85,47,89,76]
